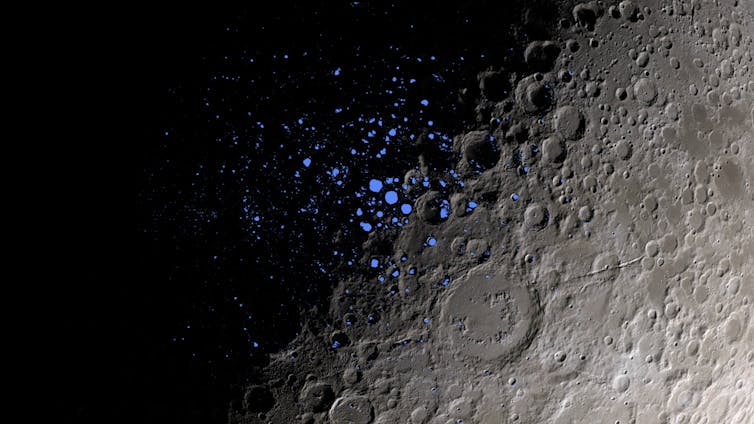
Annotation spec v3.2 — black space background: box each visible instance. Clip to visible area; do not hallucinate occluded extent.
[49,2,561,423]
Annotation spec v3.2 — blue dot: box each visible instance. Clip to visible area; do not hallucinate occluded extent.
[427,237,437,246]
[369,179,383,192]
[388,128,397,137]
[420,99,429,106]
[423,318,431,324]
[303,158,311,167]
[370,259,379,268]
[468,201,478,209]
[401,204,412,215]
[333,68,341,76]
[360,222,372,232]
[511,193,520,201]
[252,341,259,348]
[385,191,398,205]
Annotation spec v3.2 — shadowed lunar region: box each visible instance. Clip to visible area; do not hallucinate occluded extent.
[141,1,754,423]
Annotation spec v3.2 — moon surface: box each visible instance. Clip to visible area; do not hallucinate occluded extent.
[212,1,754,423]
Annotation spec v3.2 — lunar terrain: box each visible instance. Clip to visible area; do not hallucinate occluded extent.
[225,1,754,423]
[140,1,754,423]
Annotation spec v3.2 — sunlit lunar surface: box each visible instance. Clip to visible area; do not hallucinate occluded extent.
[220,1,754,423]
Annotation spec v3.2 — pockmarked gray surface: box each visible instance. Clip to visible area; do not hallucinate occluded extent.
[233,1,754,422]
